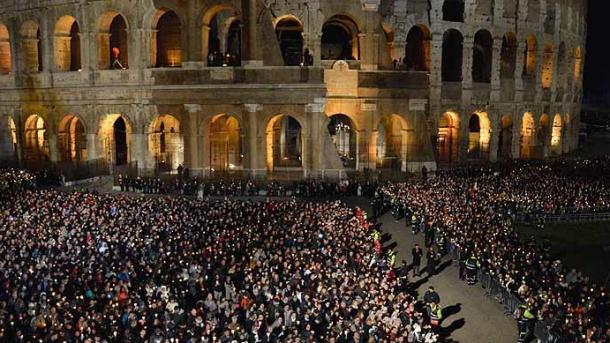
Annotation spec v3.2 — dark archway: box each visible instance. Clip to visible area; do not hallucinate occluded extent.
[442,29,463,82]
[276,18,303,66]
[109,14,128,69]
[321,15,359,60]
[113,117,128,166]
[405,25,430,71]
[155,10,182,67]
[500,33,517,78]
[472,30,493,83]
[443,0,465,22]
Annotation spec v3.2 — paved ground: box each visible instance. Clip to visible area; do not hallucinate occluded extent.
[343,197,517,343]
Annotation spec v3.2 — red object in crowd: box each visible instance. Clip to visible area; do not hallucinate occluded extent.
[112,47,120,58]
[374,240,383,254]
[386,269,396,283]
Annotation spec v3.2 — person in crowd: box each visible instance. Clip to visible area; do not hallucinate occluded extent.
[412,244,424,277]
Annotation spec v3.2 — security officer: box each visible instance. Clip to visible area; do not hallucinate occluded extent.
[387,250,396,269]
[465,254,480,285]
[515,304,535,343]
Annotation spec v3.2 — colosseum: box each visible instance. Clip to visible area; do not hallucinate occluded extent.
[0,0,587,178]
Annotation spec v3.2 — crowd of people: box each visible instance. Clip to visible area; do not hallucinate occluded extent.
[0,169,438,342]
[378,158,610,342]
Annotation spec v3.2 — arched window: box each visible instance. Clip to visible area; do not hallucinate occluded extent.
[206,7,241,67]
[500,33,517,78]
[541,43,553,89]
[58,115,87,162]
[467,112,491,159]
[376,115,408,170]
[275,18,303,66]
[328,114,357,168]
[405,25,430,71]
[0,24,12,74]
[321,15,359,60]
[210,115,242,171]
[443,0,465,22]
[522,35,537,78]
[98,12,129,69]
[550,114,562,155]
[155,10,182,67]
[148,115,183,171]
[99,114,132,166]
[472,30,493,83]
[54,16,81,71]
[520,112,535,159]
[24,115,48,162]
[20,21,42,73]
[266,115,302,170]
[442,29,463,82]
[436,112,459,164]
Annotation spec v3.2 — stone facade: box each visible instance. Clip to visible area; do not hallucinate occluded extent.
[0,0,586,177]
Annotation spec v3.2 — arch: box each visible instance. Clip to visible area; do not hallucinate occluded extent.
[8,117,17,154]
[209,114,242,171]
[498,115,513,159]
[321,15,359,60]
[58,115,87,162]
[550,114,562,155]
[20,20,42,72]
[154,9,182,67]
[98,11,129,69]
[520,112,536,158]
[442,29,463,82]
[405,25,430,71]
[375,115,409,170]
[0,23,12,74]
[467,112,491,159]
[500,32,517,78]
[443,0,465,22]
[538,113,550,150]
[265,115,303,171]
[522,34,537,77]
[99,114,132,166]
[205,6,241,67]
[148,114,183,172]
[276,17,304,66]
[574,46,582,81]
[327,114,357,169]
[54,15,81,71]
[436,111,460,164]
[24,114,49,162]
[472,30,493,83]
[541,43,553,89]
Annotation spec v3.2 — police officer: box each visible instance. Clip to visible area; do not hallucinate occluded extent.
[515,304,535,343]
[465,254,480,285]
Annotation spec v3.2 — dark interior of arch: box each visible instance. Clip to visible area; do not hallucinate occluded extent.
[322,16,356,60]
[443,0,465,22]
[69,22,81,71]
[405,26,428,71]
[156,11,181,67]
[472,30,493,83]
[37,29,43,72]
[442,30,463,82]
[276,19,303,66]
[469,114,481,132]
[500,34,517,78]
[113,117,127,166]
[110,15,128,68]
[226,20,241,64]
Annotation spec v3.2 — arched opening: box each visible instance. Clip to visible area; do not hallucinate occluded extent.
[266,115,302,171]
[58,115,87,163]
[54,16,81,71]
[9,117,17,155]
[473,30,493,83]
[467,112,491,159]
[98,12,129,69]
[556,42,566,86]
[520,112,536,159]
[443,0,465,22]
[436,112,459,164]
[551,114,562,155]
[376,115,408,170]
[148,115,183,172]
[574,46,582,81]
[206,7,241,67]
[538,114,550,151]
[405,25,430,71]
[154,10,182,67]
[498,116,513,159]
[442,29,463,82]
[99,114,132,166]
[541,43,553,89]
[328,114,357,169]
[275,17,304,66]
[209,115,242,171]
[321,15,359,60]
[24,115,48,162]
[20,21,42,73]
[500,32,517,78]
[522,35,537,78]
[0,24,12,74]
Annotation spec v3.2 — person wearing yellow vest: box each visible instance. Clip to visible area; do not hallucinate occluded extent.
[387,250,396,268]
[428,302,443,331]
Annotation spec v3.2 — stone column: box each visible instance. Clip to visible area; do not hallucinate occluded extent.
[201,25,211,66]
[512,112,522,159]
[184,104,202,172]
[241,0,262,66]
[462,37,474,86]
[305,99,326,174]
[489,115,500,162]
[360,102,377,171]
[86,133,99,161]
[303,33,321,67]
[490,36,503,102]
[244,104,264,177]
[131,132,150,173]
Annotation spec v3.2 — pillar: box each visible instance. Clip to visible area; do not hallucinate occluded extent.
[132,132,149,172]
[489,115,500,162]
[184,104,201,171]
[241,0,262,66]
[202,25,211,66]
[86,133,99,160]
[244,103,264,176]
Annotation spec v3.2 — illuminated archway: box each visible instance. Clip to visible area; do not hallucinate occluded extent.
[0,23,12,74]
[154,9,182,67]
[328,114,357,169]
[498,115,513,159]
[376,115,409,170]
[442,29,463,82]
[472,30,493,83]
[99,114,132,166]
[148,115,183,171]
[54,15,81,71]
[205,6,241,67]
[266,115,302,171]
[436,112,460,164]
[1,116,17,160]
[520,112,535,159]
[500,32,517,78]
[550,114,562,155]
[467,112,491,159]
[209,114,242,171]
[20,21,42,73]
[9,117,17,154]
[98,11,129,69]
[541,43,553,89]
[405,25,430,71]
[522,35,537,78]
[321,15,359,60]
[276,17,303,66]
[58,115,87,162]
[538,114,550,150]
[24,115,48,161]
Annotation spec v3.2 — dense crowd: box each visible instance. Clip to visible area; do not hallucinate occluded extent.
[378,159,610,342]
[0,170,435,342]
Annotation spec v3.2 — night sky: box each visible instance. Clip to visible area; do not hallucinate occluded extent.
[583,0,610,105]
